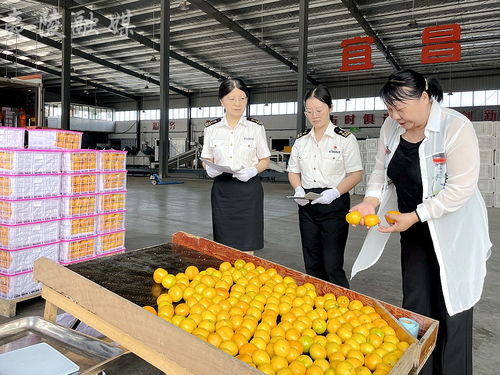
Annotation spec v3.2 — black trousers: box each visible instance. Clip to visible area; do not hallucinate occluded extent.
[298,190,350,288]
[401,223,473,375]
[211,174,264,251]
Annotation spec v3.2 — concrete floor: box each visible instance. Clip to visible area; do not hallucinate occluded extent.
[3,175,498,374]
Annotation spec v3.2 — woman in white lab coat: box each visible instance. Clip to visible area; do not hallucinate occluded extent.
[350,69,491,375]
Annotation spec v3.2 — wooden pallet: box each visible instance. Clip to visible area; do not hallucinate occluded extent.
[0,292,41,318]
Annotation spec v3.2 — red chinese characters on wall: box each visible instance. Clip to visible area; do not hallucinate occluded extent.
[338,23,462,71]
[483,109,497,121]
[340,36,374,72]
[345,114,356,124]
[421,24,461,64]
[363,114,375,125]
[461,111,473,120]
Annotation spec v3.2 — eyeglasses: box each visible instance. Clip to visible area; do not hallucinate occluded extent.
[225,97,248,103]
[304,108,325,116]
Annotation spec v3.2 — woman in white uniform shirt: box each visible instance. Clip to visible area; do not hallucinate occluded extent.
[288,85,363,287]
[201,78,271,253]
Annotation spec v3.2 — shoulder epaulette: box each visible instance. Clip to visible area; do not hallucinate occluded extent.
[246,117,263,125]
[334,126,351,138]
[296,128,311,138]
[204,118,221,127]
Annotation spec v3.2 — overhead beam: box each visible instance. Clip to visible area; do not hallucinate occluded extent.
[0,20,189,97]
[33,0,226,80]
[339,0,401,70]
[189,0,319,85]
[0,52,139,100]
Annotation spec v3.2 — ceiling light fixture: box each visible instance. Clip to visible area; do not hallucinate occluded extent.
[179,1,190,11]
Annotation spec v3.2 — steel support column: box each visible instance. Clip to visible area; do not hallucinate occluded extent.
[296,0,309,134]
[136,98,143,150]
[246,88,251,117]
[61,7,71,130]
[187,94,192,151]
[159,0,170,178]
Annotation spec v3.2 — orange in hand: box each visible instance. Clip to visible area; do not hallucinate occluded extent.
[384,210,401,224]
[346,211,362,225]
[363,214,380,228]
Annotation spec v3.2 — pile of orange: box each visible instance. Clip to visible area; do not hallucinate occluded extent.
[144,260,411,375]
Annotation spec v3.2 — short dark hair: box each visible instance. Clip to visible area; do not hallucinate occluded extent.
[218,78,250,100]
[304,84,332,109]
[379,69,443,107]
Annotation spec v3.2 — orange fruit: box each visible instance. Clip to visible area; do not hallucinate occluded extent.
[305,364,324,375]
[219,340,239,356]
[239,342,258,356]
[174,303,190,316]
[252,349,271,366]
[384,210,401,224]
[289,360,307,375]
[337,296,350,308]
[363,214,380,228]
[271,355,289,371]
[336,360,356,375]
[364,353,383,371]
[346,211,362,225]
[143,305,157,315]
[273,338,291,357]
[153,268,168,284]
[161,274,177,289]
[309,343,327,360]
[179,317,196,333]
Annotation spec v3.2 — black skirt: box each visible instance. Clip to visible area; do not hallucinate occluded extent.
[211,173,264,251]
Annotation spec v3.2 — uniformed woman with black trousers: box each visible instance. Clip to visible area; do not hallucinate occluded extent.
[201,78,271,255]
[288,85,363,287]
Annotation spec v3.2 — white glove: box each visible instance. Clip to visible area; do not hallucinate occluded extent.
[205,164,222,178]
[293,186,309,206]
[311,188,340,205]
[233,167,258,182]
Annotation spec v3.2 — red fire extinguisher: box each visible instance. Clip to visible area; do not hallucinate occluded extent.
[18,108,27,127]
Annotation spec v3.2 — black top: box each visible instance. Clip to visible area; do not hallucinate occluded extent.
[387,136,424,213]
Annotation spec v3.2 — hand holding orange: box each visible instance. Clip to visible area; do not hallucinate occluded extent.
[384,211,401,224]
[363,214,380,228]
[346,212,380,228]
[345,211,362,225]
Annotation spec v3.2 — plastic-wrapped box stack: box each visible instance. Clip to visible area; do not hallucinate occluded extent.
[96,151,127,257]
[0,127,128,300]
[0,128,63,299]
[59,149,127,264]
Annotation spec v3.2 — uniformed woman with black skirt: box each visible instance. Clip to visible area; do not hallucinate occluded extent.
[201,78,271,254]
[288,85,363,287]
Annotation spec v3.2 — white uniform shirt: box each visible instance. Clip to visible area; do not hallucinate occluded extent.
[287,123,363,189]
[201,116,271,170]
[352,101,492,315]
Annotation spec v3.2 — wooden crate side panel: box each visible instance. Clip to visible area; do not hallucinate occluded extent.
[33,257,262,375]
[416,321,439,371]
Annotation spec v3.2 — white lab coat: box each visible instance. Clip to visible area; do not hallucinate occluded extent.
[351,101,492,316]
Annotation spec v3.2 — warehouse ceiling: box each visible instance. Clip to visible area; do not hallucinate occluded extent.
[0,0,499,101]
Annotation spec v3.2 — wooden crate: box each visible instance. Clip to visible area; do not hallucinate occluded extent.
[172,232,438,374]
[33,232,438,375]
